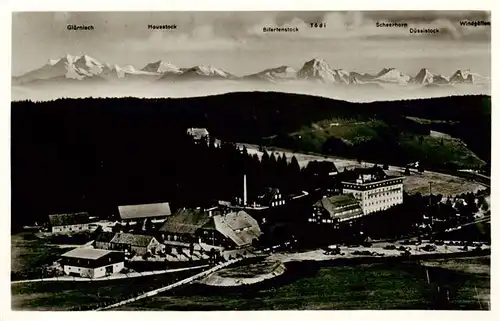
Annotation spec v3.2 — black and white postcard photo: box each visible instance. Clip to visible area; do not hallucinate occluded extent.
[9,9,492,312]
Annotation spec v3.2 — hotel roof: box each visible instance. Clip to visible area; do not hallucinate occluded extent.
[340,167,402,184]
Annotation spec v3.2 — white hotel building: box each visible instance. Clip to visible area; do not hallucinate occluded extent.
[341,168,404,215]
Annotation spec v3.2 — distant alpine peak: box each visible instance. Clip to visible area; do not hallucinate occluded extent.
[243,65,297,82]
[298,57,339,83]
[413,68,434,84]
[302,58,333,71]
[13,54,490,89]
[376,67,396,77]
[141,60,180,73]
[47,58,60,66]
[308,57,329,65]
[62,54,77,63]
[418,67,431,74]
[452,69,472,79]
[273,65,296,73]
[189,65,229,77]
[450,69,475,84]
[374,67,410,84]
[78,54,102,64]
[74,54,103,69]
[258,65,297,75]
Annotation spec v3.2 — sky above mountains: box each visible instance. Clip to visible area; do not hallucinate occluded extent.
[12,11,490,77]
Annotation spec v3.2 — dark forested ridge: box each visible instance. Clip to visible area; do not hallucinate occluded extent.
[11,92,490,229]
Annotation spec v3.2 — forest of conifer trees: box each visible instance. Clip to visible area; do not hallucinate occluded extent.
[11,92,491,231]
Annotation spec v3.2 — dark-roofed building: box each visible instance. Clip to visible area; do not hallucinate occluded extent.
[254,187,286,208]
[110,233,162,255]
[310,194,363,224]
[305,160,339,177]
[341,166,404,214]
[159,207,214,243]
[159,207,261,249]
[60,248,125,278]
[118,202,171,222]
[93,232,116,250]
[48,212,90,234]
[303,160,340,193]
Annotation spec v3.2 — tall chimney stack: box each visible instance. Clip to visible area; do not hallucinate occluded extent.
[243,174,247,206]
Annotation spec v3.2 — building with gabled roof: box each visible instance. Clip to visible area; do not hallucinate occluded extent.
[60,248,125,278]
[305,160,339,177]
[159,206,261,249]
[48,212,90,234]
[310,194,363,224]
[118,202,171,222]
[213,211,261,247]
[109,232,162,255]
[93,231,116,251]
[254,187,286,208]
[303,160,340,194]
[159,207,215,243]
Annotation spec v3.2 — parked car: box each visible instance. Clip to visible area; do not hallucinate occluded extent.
[421,244,436,252]
[324,248,341,255]
[400,250,411,257]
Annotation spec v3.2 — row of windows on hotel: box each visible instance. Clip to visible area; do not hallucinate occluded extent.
[343,180,403,190]
[308,213,366,224]
[365,205,395,214]
[312,207,359,218]
[364,196,402,207]
[364,187,403,198]
[348,187,402,199]
[351,192,402,200]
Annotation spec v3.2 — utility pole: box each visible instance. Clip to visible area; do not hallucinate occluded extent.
[429,182,434,228]
[429,182,432,207]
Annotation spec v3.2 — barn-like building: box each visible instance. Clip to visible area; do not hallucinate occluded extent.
[48,212,91,234]
[118,202,172,223]
[60,248,125,279]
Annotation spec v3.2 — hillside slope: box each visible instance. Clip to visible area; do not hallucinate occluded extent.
[12,92,490,169]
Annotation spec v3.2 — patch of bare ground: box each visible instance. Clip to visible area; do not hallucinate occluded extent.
[422,256,490,275]
[200,259,285,286]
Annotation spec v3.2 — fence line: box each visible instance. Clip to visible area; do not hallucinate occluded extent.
[96,259,242,311]
[11,264,209,284]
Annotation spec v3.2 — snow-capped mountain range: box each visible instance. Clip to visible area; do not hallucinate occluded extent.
[12,54,490,88]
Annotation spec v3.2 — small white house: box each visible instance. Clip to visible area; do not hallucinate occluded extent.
[60,248,125,279]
